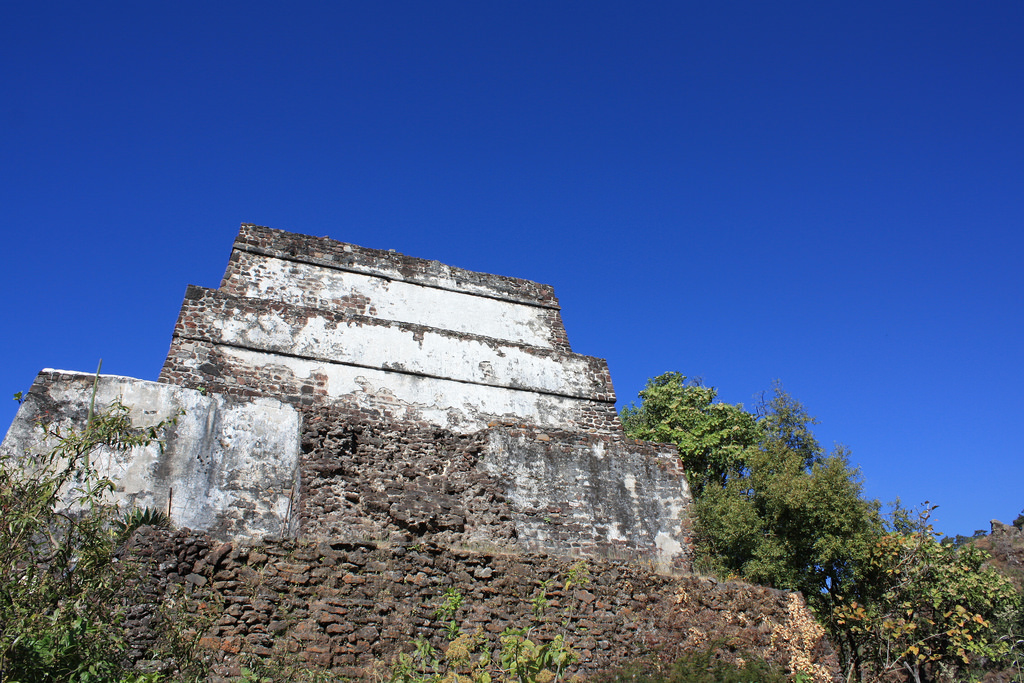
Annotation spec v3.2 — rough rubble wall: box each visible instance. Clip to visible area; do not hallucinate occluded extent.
[0,370,300,540]
[297,406,691,569]
[126,528,839,682]
[297,406,516,547]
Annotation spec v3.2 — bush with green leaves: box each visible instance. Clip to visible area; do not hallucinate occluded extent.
[621,373,882,614]
[834,506,1021,683]
[0,395,177,682]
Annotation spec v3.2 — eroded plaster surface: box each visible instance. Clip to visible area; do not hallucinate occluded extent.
[1,370,300,540]
[224,253,558,348]
[183,287,606,398]
[216,346,600,433]
[233,224,561,307]
[480,429,692,570]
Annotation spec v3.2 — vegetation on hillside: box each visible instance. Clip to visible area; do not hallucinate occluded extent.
[622,372,1024,683]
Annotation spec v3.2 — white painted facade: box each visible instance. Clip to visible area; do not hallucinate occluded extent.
[206,303,601,398]
[230,254,557,348]
[217,346,595,433]
[1,371,300,539]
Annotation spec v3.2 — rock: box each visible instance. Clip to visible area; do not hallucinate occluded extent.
[185,573,208,587]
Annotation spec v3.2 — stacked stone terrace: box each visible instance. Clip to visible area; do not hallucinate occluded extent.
[159,224,620,434]
[157,226,691,567]
[4,225,692,569]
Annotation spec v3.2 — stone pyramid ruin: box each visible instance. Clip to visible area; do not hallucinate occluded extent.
[2,225,692,569]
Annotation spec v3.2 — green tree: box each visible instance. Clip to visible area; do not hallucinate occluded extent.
[622,375,881,616]
[694,432,881,614]
[755,380,824,468]
[620,373,758,497]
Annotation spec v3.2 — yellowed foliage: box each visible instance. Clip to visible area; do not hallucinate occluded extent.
[769,593,832,683]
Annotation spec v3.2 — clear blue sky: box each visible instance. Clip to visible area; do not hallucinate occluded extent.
[2,2,1021,538]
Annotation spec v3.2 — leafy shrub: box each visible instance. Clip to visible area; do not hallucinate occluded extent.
[0,397,177,682]
[834,506,1021,683]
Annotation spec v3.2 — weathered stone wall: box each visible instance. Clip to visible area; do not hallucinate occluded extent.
[125,527,839,682]
[296,406,515,547]
[228,224,564,310]
[159,284,619,433]
[160,227,619,434]
[220,249,571,351]
[4,223,695,578]
[2,370,687,566]
[169,286,609,397]
[1,370,300,540]
[480,428,690,569]
[297,406,691,570]
[161,337,623,434]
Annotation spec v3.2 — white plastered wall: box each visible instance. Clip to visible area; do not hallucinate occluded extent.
[230,255,557,348]
[207,306,600,398]
[218,346,597,433]
[0,371,300,540]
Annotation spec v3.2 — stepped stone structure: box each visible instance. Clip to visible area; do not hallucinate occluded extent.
[2,224,692,569]
[159,224,618,433]
[0,226,849,682]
